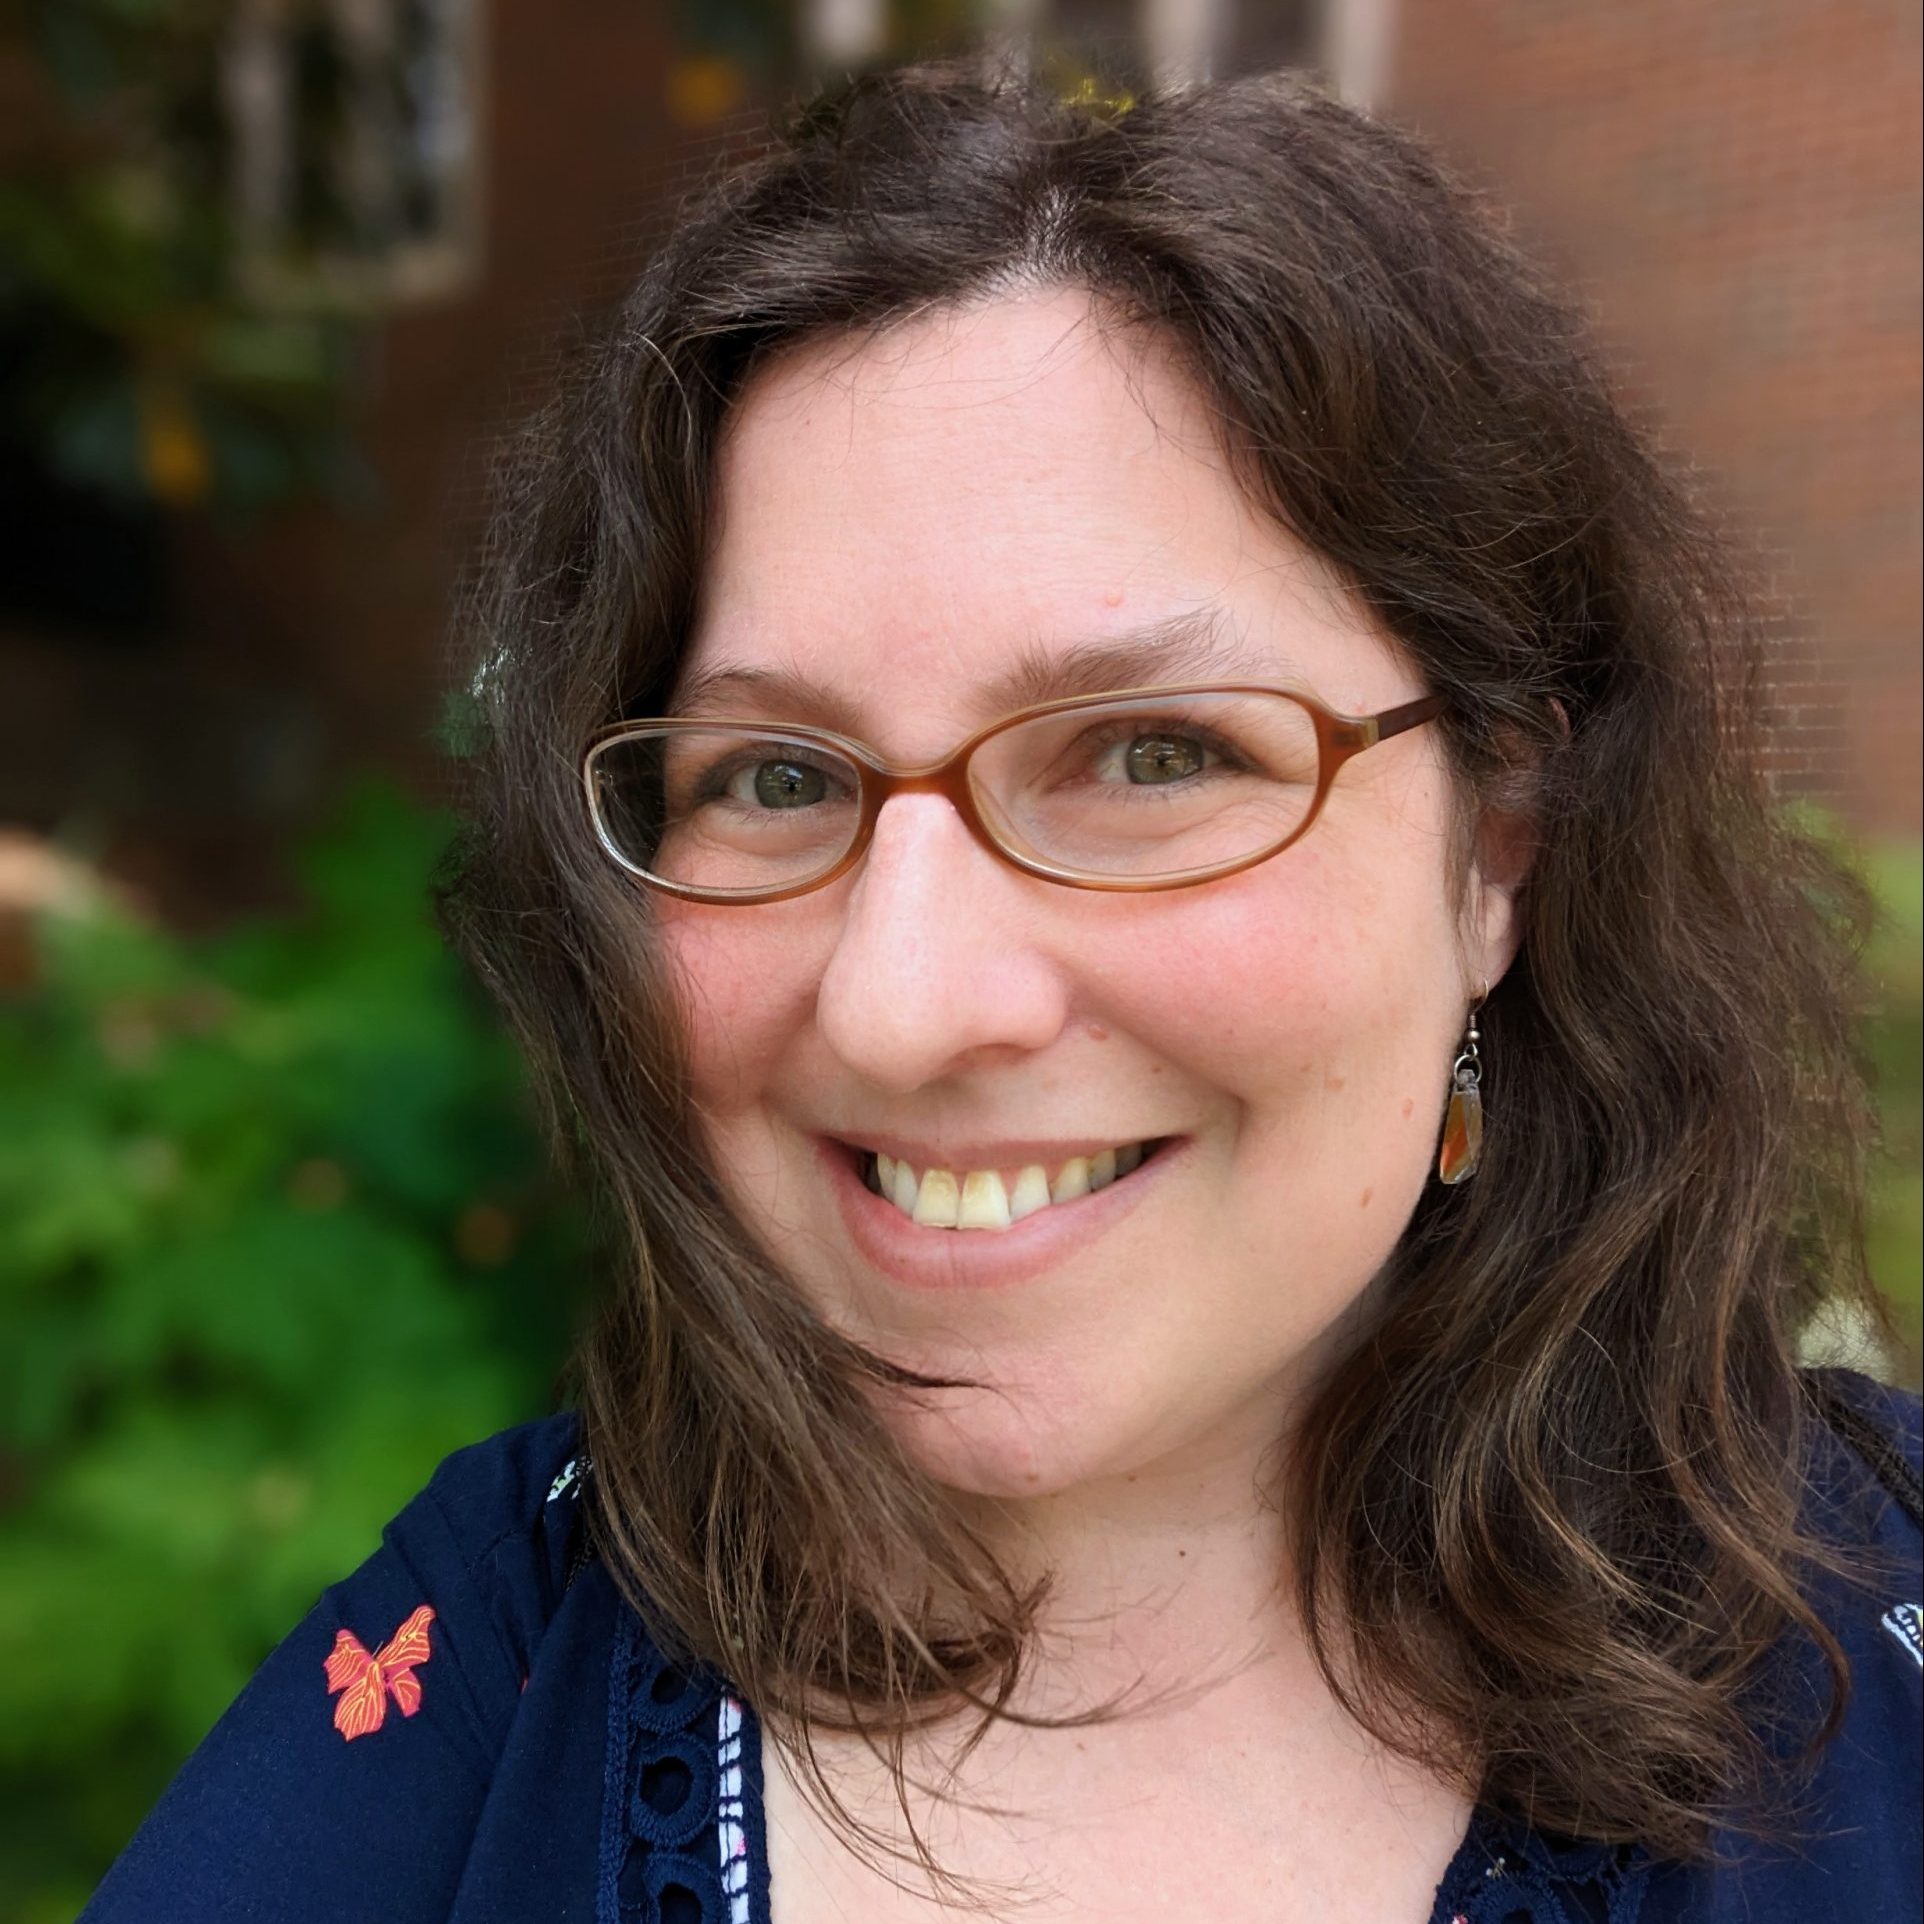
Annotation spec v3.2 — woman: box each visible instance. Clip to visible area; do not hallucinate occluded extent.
[82,52,1919,1924]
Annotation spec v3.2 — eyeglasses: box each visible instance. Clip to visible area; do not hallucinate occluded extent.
[581,681,1449,905]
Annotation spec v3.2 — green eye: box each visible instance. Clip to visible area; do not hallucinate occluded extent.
[1123,734,1207,783]
[750,759,827,808]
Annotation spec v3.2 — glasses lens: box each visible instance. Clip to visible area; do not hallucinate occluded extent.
[970,691,1321,880]
[588,727,863,895]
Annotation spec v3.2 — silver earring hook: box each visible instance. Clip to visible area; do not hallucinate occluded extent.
[1452,984,1485,1092]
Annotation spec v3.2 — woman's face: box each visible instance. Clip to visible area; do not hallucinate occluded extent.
[658,288,1525,1502]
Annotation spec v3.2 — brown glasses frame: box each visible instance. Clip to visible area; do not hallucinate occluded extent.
[581,680,1451,904]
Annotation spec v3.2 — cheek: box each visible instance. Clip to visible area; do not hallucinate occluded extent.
[1092,842,1443,1087]
[654,908,823,1112]
[1087,840,1460,1291]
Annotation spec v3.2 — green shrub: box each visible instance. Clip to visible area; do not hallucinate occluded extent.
[0,779,594,1923]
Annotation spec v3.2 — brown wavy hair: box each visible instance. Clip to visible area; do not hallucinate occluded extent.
[433,47,1894,1891]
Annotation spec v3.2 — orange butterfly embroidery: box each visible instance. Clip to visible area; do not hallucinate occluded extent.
[324,1604,436,1741]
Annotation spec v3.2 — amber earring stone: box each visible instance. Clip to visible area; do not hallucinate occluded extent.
[1439,1077,1483,1185]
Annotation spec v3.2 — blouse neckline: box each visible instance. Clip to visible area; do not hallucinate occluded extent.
[599,1598,1650,1924]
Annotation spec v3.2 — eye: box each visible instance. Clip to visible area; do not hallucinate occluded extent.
[727,757,831,809]
[1111,731,1210,784]
[1078,722,1239,787]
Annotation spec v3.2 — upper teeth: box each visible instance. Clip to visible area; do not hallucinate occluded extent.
[868,1143,1148,1231]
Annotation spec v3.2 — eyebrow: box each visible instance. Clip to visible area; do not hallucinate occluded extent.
[663,605,1299,729]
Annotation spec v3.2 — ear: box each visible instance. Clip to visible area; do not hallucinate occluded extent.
[1466,800,1535,993]
[1460,701,1560,996]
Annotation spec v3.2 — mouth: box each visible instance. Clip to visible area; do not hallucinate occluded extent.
[834,1136,1175,1233]
[808,1123,1177,1292]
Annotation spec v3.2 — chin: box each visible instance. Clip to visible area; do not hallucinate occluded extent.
[863,1370,1140,1501]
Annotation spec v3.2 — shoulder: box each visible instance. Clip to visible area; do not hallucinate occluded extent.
[1469,1373,1922,1923]
[1630,1373,1924,1920]
[382,1406,593,1698]
[429,1404,588,1503]
[1801,1366,1922,1548]
[1787,1370,1918,1883]
[1808,1364,1922,1468]
[1797,1367,1920,1678]
[79,1408,595,1923]
[408,1406,588,1578]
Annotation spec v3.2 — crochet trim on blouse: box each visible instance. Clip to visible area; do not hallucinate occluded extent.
[599,1602,761,1924]
[596,1596,1651,1924]
[1427,1817,1652,1924]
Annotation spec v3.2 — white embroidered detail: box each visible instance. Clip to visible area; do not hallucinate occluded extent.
[546,1457,580,1504]
[1882,1601,1923,1668]
[719,1693,750,1923]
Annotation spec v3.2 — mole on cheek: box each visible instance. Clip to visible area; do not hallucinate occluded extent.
[1400,1096,1415,1119]
[1358,1187,1373,1208]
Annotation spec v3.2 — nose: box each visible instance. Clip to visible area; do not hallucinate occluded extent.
[813,794,1071,1095]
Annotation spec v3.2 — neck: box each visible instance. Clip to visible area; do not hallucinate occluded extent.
[954,1387,1306,1722]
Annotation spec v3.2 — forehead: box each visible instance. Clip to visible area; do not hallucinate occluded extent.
[678,287,1400,738]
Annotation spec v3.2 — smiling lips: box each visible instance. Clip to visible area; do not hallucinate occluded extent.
[857,1140,1159,1231]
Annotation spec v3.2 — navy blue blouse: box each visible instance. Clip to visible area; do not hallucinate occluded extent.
[80,1372,1922,1924]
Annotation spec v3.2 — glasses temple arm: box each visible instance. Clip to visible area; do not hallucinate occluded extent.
[1372,692,1451,742]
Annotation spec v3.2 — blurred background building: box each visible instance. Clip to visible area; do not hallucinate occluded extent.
[2,0,1917,924]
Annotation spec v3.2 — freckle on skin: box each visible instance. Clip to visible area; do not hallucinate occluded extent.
[1088,1022,1110,1043]
[1401,1096,1415,1119]
[1359,1187,1373,1208]
[1325,1073,1346,1092]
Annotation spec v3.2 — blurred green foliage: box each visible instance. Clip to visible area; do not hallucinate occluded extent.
[0,780,594,1924]
[0,787,1915,1923]
[1860,835,1923,1365]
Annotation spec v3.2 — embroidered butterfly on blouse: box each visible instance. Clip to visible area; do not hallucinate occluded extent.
[324,1604,437,1741]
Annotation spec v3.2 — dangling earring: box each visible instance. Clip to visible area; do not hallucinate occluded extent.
[1438,990,1486,1185]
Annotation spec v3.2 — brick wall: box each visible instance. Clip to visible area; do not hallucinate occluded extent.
[1387,0,1921,834]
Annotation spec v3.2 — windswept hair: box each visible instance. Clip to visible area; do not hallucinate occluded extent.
[434,47,1892,1893]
